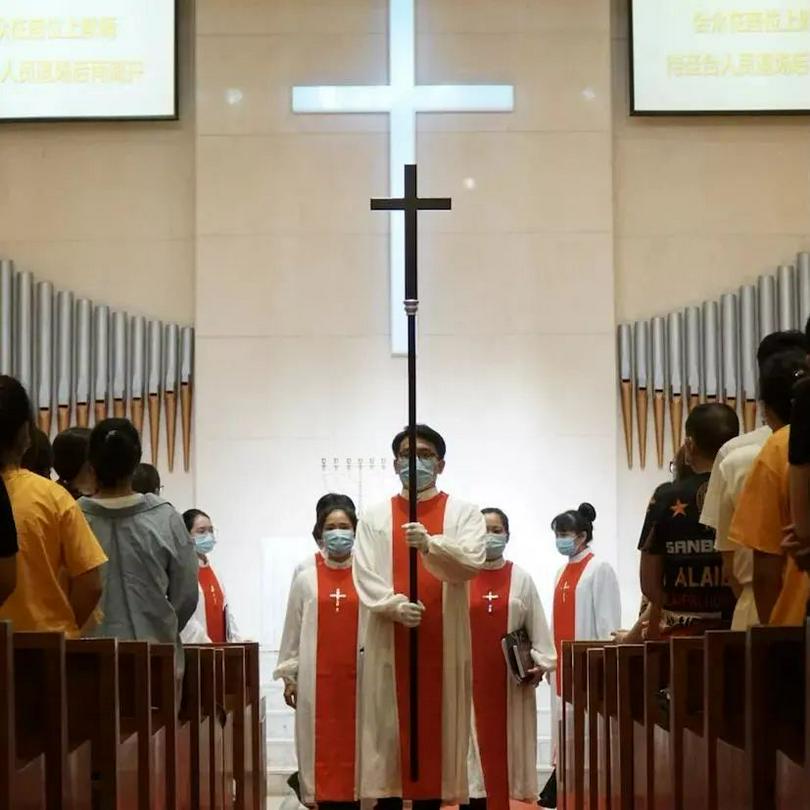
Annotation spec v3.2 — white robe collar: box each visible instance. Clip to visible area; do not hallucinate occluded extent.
[482,557,507,571]
[399,486,441,503]
[567,546,593,564]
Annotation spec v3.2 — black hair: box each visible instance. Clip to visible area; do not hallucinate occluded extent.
[672,445,694,482]
[315,492,356,517]
[391,424,447,459]
[313,497,358,541]
[482,507,510,535]
[183,508,210,533]
[759,348,810,425]
[52,427,91,483]
[551,503,597,544]
[88,418,142,488]
[21,427,53,478]
[685,403,740,459]
[758,330,808,368]
[0,376,33,455]
[132,463,161,495]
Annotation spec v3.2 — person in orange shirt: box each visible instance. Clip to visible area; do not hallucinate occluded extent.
[728,349,810,625]
[0,375,107,635]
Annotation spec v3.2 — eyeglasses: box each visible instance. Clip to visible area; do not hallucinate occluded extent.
[397,451,438,462]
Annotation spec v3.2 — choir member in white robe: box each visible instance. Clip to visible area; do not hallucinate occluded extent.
[275,499,365,809]
[353,425,486,808]
[291,494,356,584]
[466,508,556,810]
[550,504,620,711]
[180,508,242,643]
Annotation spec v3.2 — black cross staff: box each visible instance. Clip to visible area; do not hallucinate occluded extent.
[371,164,451,781]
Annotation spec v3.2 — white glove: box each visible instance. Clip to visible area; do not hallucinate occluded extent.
[403,522,431,553]
[395,600,425,628]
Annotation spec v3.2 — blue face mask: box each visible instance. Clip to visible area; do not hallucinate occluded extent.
[323,529,355,558]
[195,532,216,555]
[397,456,438,492]
[485,533,508,561]
[555,534,577,558]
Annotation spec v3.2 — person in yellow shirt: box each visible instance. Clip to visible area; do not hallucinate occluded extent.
[728,349,810,625]
[0,375,107,636]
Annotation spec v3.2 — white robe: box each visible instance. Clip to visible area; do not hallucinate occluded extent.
[180,558,242,643]
[273,554,366,805]
[467,560,556,802]
[352,491,487,802]
[550,551,621,709]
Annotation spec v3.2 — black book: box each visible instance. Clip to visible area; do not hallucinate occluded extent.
[501,627,534,685]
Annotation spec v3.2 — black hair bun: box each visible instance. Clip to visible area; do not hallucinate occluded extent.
[577,502,597,523]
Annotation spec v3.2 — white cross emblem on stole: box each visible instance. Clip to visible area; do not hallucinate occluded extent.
[562,581,571,603]
[330,588,347,613]
[483,591,499,614]
[291,0,514,356]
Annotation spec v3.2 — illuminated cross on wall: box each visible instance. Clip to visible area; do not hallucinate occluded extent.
[292,0,515,355]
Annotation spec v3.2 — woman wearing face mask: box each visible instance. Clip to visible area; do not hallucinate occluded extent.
[465,508,555,810]
[274,500,365,810]
[180,508,242,643]
[550,503,620,698]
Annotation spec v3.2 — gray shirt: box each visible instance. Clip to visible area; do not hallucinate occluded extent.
[79,494,198,662]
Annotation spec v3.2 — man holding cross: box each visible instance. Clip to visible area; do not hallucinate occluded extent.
[353,424,487,808]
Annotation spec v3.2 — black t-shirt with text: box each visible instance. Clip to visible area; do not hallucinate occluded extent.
[638,472,735,624]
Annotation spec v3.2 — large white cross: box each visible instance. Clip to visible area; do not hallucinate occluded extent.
[292,0,514,355]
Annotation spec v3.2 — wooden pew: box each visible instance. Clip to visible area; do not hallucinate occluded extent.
[606,645,633,810]
[117,641,152,810]
[14,632,92,810]
[670,637,706,810]
[704,631,747,810]
[562,642,606,810]
[64,637,132,810]
[148,643,177,810]
[212,645,248,810]
[644,641,671,810]
[236,642,263,810]
[586,647,610,810]
[559,641,571,810]
[747,626,806,810]
[0,622,13,809]
[619,644,645,809]
[182,646,212,810]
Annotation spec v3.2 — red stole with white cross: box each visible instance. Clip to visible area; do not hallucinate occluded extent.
[469,562,513,810]
[391,492,448,800]
[553,553,593,696]
[314,555,359,801]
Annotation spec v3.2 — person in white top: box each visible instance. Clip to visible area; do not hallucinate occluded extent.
[275,497,365,809]
[700,329,808,629]
[352,424,486,809]
[180,509,241,644]
[465,507,555,810]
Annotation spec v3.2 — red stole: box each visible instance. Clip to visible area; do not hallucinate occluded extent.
[553,553,593,696]
[314,556,359,801]
[392,492,448,800]
[469,562,513,810]
[198,565,226,643]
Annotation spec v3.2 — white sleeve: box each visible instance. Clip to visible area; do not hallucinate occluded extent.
[273,572,304,684]
[592,562,622,640]
[525,575,556,672]
[713,465,739,551]
[223,586,243,642]
[421,501,487,584]
[180,584,212,644]
[701,455,724,528]
[352,513,408,618]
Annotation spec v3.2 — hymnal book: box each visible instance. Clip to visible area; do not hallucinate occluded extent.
[501,628,534,685]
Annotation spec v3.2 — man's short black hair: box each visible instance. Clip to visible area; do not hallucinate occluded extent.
[758,330,808,368]
[685,403,739,460]
[391,424,447,459]
[759,348,810,425]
